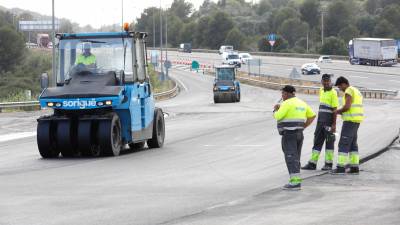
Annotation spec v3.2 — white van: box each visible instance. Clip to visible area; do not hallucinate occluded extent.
[219,45,234,54]
[222,51,241,68]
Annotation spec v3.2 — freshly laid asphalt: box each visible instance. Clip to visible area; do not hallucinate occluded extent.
[0,68,399,225]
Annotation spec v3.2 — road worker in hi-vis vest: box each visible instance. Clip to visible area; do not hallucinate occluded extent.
[302,74,338,171]
[274,85,316,190]
[75,42,96,67]
[331,76,364,175]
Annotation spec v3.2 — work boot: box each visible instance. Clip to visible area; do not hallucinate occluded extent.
[321,163,333,171]
[301,162,316,170]
[347,167,359,175]
[330,166,346,175]
[282,183,301,191]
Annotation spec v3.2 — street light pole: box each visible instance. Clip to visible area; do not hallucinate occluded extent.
[159,1,163,76]
[152,13,156,47]
[121,0,124,30]
[52,0,56,87]
[321,11,324,45]
[165,9,168,78]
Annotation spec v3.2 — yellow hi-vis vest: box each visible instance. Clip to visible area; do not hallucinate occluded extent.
[75,54,96,66]
[318,87,339,124]
[342,86,364,123]
[274,97,316,133]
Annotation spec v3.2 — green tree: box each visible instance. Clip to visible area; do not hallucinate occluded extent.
[365,0,380,14]
[170,0,193,20]
[166,14,184,47]
[339,25,359,43]
[300,0,320,29]
[356,16,377,36]
[224,28,245,50]
[0,25,25,72]
[320,36,347,55]
[278,18,309,47]
[270,7,299,32]
[373,19,395,37]
[179,22,196,44]
[206,11,234,48]
[325,1,352,37]
[380,4,400,29]
[256,0,272,16]
[194,16,212,47]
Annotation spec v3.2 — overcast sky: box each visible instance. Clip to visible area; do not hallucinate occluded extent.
[0,0,210,28]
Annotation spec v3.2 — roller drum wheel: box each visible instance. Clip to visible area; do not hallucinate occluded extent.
[147,108,165,149]
[78,120,100,157]
[98,114,122,156]
[57,119,77,157]
[37,120,59,158]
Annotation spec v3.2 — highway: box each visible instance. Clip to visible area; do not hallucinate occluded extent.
[167,51,400,90]
[0,68,399,225]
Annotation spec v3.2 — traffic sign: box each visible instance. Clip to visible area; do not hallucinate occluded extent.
[267,34,276,41]
[269,40,276,47]
[164,60,171,69]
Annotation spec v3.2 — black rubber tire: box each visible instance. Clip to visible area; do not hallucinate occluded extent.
[98,114,122,156]
[147,108,165,149]
[78,120,101,157]
[231,93,236,103]
[57,119,77,157]
[37,120,59,158]
[236,92,241,102]
[214,95,219,104]
[129,142,146,150]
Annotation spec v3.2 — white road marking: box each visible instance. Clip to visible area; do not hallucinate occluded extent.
[388,79,400,83]
[204,144,265,147]
[0,132,36,143]
[350,75,368,79]
[172,76,188,91]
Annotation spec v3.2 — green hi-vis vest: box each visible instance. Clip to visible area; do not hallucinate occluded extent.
[274,97,316,133]
[342,86,364,123]
[318,87,339,124]
[76,54,96,66]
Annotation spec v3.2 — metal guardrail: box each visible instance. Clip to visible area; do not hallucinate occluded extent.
[0,81,179,112]
[236,73,398,99]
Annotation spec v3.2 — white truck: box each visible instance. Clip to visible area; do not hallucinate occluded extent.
[348,38,398,66]
[222,51,241,68]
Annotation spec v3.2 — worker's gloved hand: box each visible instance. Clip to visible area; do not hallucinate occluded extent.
[273,104,280,112]
[331,125,336,133]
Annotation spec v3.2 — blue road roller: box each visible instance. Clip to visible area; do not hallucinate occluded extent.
[37,30,165,158]
[213,65,241,103]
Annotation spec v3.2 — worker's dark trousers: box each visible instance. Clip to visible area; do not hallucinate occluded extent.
[281,130,304,175]
[313,122,334,150]
[338,121,360,168]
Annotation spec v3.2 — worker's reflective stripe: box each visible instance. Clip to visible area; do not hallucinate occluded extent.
[337,152,348,166]
[277,119,305,131]
[320,103,333,108]
[319,109,333,113]
[289,174,302,185]
[349,152,359,166]
[278,119,306,123]
[342,113,364,118]
[351,104,363,108]
[325,149,334,163]
[310,150,321,163]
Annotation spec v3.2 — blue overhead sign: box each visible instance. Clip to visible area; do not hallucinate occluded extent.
[267,34,276,41]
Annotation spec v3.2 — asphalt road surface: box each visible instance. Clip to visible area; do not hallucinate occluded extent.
[166,51,400,90]
[0,68,399,225]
